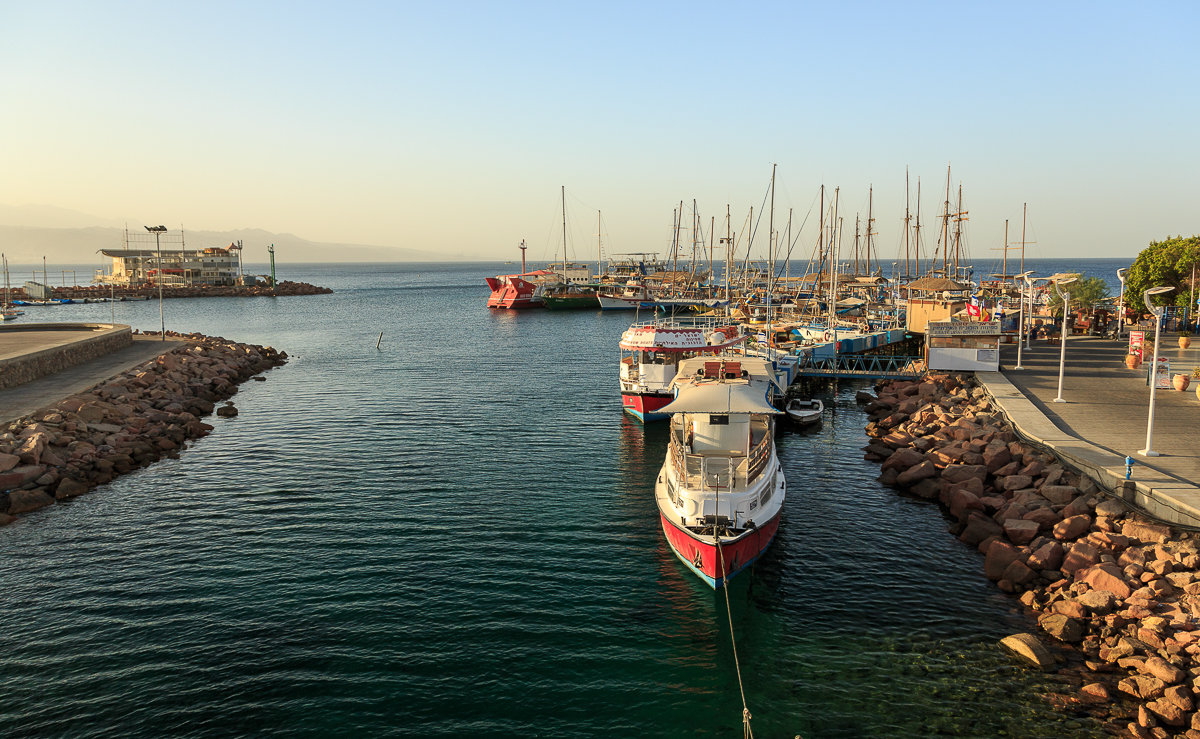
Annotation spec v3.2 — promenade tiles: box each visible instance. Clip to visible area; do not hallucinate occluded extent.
[0,336,181,424]
[977,334,1200,526]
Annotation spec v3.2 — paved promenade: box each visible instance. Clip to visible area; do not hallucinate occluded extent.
[0,335,181,424]
[977,333,1200,527]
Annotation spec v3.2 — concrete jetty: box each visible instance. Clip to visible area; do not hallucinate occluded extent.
[982,336,1200,527]
[0,323,183,423]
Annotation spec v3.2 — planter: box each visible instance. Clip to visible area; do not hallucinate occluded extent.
[1174,374,1191,392]
[1181,336,1193,350]
[1126,353,1142,370]
[1196,383,1200,402]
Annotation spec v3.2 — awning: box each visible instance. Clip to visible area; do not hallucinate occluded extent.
[659,381,780,415]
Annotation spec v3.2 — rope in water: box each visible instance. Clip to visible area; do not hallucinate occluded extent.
[715,538,754,739]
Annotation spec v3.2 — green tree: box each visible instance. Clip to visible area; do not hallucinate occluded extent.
[1125,235,1200,314]
[1047,276,1109,317]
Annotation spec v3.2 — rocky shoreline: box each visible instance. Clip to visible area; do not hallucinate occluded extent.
[0,332,286,524]
[7,281,331,301]
[863,373,1200,738]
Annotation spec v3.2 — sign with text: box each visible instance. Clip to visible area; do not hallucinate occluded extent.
[1128,330,1145,358]
[926,321,1001,337]
[1148,357,1171,389]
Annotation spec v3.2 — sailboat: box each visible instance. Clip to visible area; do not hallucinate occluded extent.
[2,254,25,320]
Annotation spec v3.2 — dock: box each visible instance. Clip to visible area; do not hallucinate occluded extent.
[980,335,1200,527]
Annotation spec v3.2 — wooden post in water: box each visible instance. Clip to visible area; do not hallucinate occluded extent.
[377,332,384,349]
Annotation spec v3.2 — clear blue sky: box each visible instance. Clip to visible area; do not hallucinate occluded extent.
[1,1,1196,262]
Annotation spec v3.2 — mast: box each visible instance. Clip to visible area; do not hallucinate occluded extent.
[768,163,776,321]
[953,183,965,278]
[853,216,861,277]
[691,198,698,277]
[724,204,732,309]
[1020,202,1027,276]
[903,169,912,279]
[914,178,923,277]
[818,185,826,287]
[561,185,568,281]
[597,210,602,282]
[1002,219,1009,286]
[941,166,951,276]
[866,185,875,276]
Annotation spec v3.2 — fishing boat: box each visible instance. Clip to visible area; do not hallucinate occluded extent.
[619,319,742,422]
[538,281,599,310]
[654,355,786,588]
[785,398,823,426]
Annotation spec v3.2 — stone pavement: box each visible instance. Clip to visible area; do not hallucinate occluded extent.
[976,333,1200,527]
[0,336,182,424]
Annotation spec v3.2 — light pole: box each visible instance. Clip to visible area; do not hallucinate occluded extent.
[1116,268,1128,340]
[1139,285,1176,456]
[1014,270,1034,370]
[1052,276,1077,403]
[145,225,167,340]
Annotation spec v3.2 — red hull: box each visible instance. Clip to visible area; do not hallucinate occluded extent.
[659,509,781,587]
[485,275,543,309]
[620,392,673,422]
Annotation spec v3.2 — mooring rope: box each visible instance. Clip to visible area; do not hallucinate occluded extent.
[715,538,754,739]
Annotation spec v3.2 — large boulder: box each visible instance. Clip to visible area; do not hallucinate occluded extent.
[1029,540,1065,571]
[985,540,1024,581]
[7,489,54,515]
[999,633,1055,670]
[1003,519,1041,546]
[896,460,938,487]
[1078,563,1134,599]
[882,447,924,473]
[0,452,20,472]
[959,512,1004,546]
[941,464,988,486]
[1122,519,1172,544]
[1052,514,1092,541]
[1143,655,1186,685]
[1039,613,1084,642]
[1041,485,1080,506]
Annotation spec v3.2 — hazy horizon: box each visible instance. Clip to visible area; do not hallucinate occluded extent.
[2,2,1196,264]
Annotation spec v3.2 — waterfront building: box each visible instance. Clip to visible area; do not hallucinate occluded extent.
[96,246,239,287]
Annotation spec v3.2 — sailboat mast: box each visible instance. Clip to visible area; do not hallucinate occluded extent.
[853,216,861,278]
[561,185,568,281]
[941,167,951,276]
[1020,202,1027,276]
[866,185,874,277]
[768,163,776,315]
[903,170,912,279]
[596,210,602,281]
[1002,219,1009,286]
[953,183,964,278]
[725,203,732,308]
[914,178,923,277]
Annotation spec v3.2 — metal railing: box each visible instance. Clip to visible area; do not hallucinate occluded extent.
[795,354,925,378]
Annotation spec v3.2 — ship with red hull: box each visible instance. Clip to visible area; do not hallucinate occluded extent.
[619,320,742,422]
[485,270,554,309]
[654,355,785,588]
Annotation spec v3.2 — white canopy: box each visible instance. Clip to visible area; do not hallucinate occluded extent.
[659,381,780,415]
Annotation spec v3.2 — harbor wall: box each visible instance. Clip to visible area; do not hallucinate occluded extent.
[0,323,132,390]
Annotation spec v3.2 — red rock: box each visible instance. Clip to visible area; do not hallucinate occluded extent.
[54,477,89,498]
[1039,613,1084,642]
[896,460,938,487]
[1003,559,1038,586]
[1051,599,1088,619]
[959,513,1004,546]
[1029,540,1065,571]
[1079,682,1110,702]
[1003,519,1040,546]
[985,540,1024,581]
[982,444,1013,472]
[948,487,984,520]
[0,452,19,472]
[940,464,988,485]
[1061,541,1101,575]
[1079,564,1134,599]
[1023,507,1062,528]
[1143,656,1186,684]
[7,489,55,514]
[1147,698,1187,727]
[882,447,924,472]
[1053,514,1092,541]
[1123,519,1172,544]
[1163,684,1194,712]
[999,474,1035,492]
[908,478,942,499]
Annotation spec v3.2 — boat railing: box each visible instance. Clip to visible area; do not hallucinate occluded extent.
[746,431,772,483]
[669,435,747,491]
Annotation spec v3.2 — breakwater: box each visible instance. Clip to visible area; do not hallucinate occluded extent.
[8,281,331,301]
[864,373,1200,736]
[0,332,286,524]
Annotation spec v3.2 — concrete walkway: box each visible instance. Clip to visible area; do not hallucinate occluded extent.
[977,334,1200,527]
[0,336,181,424]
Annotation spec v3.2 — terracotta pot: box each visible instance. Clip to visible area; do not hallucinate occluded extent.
[1125,353,1141,370]
[1181,336,1193,350]
[1196,383,1200,402]
[1174,374,1191,392]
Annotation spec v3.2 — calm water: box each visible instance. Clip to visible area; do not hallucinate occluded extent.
[0,261,1121,737]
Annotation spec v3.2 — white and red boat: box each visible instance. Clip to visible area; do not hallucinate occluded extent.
[654,355,785,588]
[597,278,655,310]
[485,270,555,309]
[619,320,742,422]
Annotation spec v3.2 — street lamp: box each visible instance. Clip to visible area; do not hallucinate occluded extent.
[145,225,167,340]
[1116,268,1128,340]
[1052,276,1078,403]
[1139,285,1176,457]
[1014,270,1034,370]
[1023,273,1039,351]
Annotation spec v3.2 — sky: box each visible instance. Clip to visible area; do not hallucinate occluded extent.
[1,1,1197,264]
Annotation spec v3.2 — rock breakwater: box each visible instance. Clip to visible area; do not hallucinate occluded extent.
[864,373,1200,737]
[0,332,286,525]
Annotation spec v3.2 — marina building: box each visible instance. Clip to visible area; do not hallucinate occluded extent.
[96,246,240,287]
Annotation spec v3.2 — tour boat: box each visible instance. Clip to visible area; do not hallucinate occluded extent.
[654,355,786,588]
[538,282,600,310]
[619,320,743,422]
[597,278,655,310]
[485,271,554,309]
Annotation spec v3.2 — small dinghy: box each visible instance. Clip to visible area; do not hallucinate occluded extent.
[785,398,823,426]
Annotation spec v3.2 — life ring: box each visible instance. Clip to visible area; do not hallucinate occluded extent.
[823,330,833,341]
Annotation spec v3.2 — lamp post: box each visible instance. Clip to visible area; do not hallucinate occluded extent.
[1139,285,1176,456]
[145,225,167,340]
[1023,274,1038,351]
[1052,276,1077,403]
[1014,270,1034,370]
[1116,268,1128,340]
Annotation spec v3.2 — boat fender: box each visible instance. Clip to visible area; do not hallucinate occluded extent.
[823,331,833,341]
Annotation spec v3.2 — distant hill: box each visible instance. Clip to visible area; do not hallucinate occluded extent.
[0,225,445,264]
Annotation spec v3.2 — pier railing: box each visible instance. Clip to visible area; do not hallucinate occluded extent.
[795,354,925,379]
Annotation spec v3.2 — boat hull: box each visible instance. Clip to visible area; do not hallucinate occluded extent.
[542,294,599,310]
[597,295,641,310]
[659,508,781,588]
[621,391,672,422]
